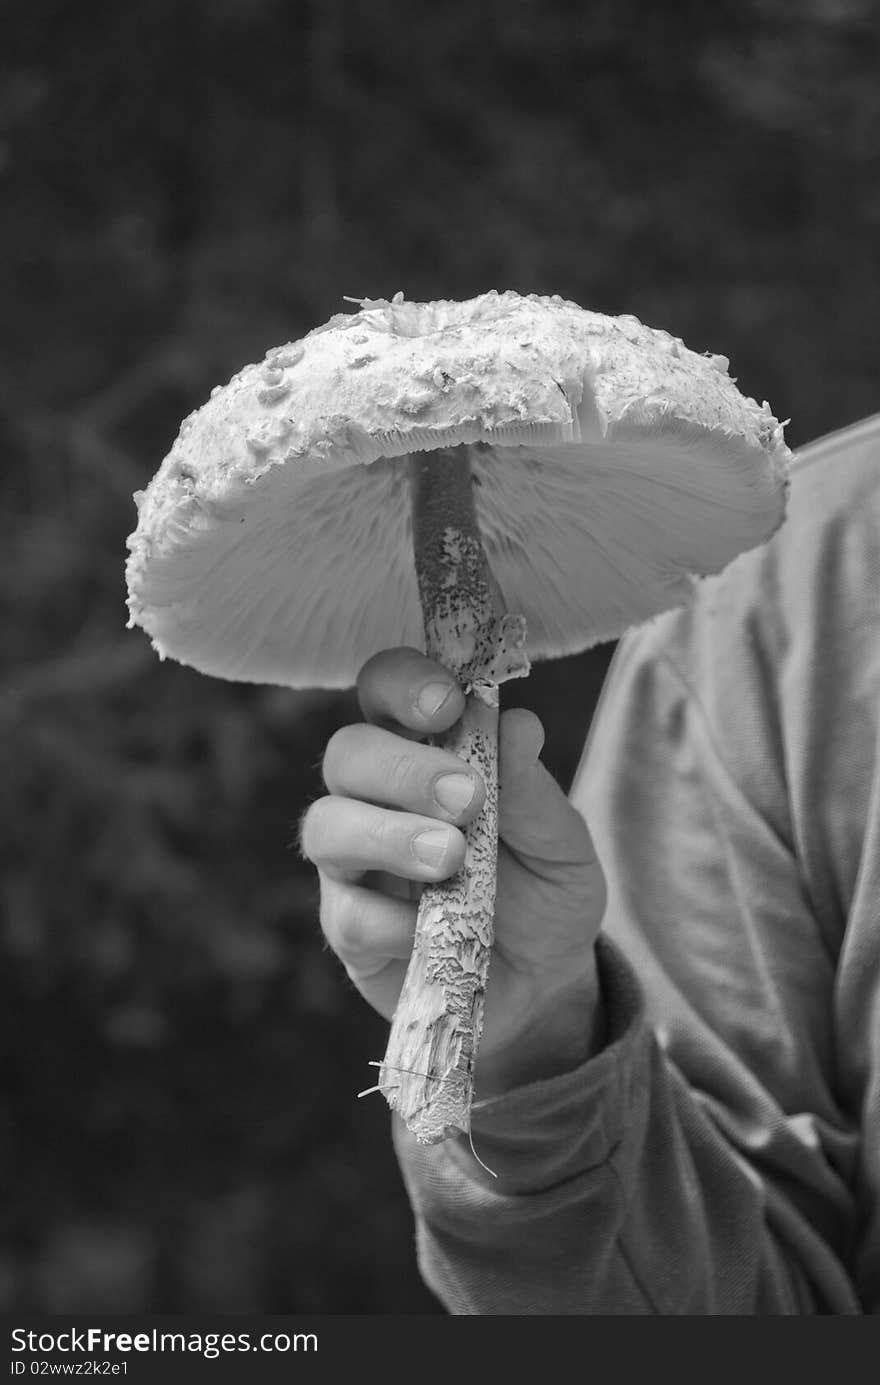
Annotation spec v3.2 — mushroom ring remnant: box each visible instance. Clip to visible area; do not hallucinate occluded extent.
[125,290,792,1144]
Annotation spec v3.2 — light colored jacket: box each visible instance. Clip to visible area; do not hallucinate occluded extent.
[394,412,880,1314]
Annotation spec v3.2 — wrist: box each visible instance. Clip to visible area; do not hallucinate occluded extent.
[473,954,605,1102]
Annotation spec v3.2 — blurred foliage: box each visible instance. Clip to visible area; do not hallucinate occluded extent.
[0,0,878,1313]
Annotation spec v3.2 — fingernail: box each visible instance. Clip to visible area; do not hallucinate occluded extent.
[433,772,475,816]
[418,682,454,718]
[412,828,451,869]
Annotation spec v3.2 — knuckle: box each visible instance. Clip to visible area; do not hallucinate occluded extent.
[357,649,385,687]
[363,806,395,860]
[299,796,333,861]
[323,886,367,961]
[356,649,398,713]
[385,746,418,799]
[322,724,358,788]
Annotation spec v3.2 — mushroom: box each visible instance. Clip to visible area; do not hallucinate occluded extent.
[125,290,791,1144]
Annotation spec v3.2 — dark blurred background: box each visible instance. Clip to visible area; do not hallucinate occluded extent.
[1,0,878,1313]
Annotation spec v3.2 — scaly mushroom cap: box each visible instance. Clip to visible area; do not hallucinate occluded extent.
[125,290,791,687]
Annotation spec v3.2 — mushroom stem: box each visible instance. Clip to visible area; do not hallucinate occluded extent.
[379,446,528,1143]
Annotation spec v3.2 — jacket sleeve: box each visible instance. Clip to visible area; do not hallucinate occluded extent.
[393,601,864,1315]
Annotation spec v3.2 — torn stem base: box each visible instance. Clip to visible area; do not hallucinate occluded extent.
[379,446,528,1143]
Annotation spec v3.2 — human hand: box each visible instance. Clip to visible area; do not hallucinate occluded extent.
[301,648,608,1099]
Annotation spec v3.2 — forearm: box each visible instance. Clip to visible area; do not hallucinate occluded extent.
[393,938,859,1315]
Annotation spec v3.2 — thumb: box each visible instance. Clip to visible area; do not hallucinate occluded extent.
[497,708,594,870]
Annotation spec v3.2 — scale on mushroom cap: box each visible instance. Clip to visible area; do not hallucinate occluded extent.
[125,290,791,1145]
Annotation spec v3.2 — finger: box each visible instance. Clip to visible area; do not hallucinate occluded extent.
[357,647,466,739]
[300,795,466,885]
[322,723,484,824]
[348,958,408,1024]
[319,877,413,1022]
[361,870,422,903]
[498,708,597,867]
[499,705,545,769]
[320,875,416,982]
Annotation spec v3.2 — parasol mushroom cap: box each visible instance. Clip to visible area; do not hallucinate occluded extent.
[125,290,791,688]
